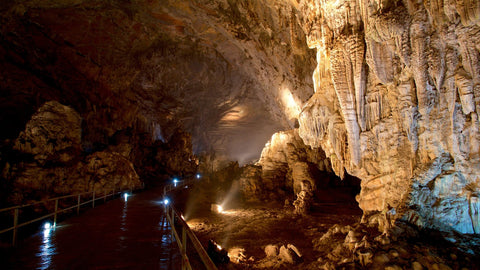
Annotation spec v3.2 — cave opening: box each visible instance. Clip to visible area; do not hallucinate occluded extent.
[311,170,362,211]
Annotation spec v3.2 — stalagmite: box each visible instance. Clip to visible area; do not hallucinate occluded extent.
[293,180,314,215]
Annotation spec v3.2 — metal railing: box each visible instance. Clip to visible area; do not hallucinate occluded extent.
[163,178,218,270]
[0,186,139,246]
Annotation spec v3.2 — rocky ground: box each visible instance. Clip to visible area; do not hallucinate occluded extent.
[172,181,480,269]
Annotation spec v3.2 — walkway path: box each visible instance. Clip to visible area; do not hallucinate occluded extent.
[1,187,181,270]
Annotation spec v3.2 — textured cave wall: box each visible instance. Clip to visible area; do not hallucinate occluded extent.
[0,0,317,203]
[296,0,480,234]
[0,0,315,165]
[242,129,336,202]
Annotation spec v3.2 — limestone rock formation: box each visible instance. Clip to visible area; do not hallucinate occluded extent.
[293,180,314,215]
[14,101,82,164]
[243,129,334,201]
[9,150,141,205]
[0,0,315,164]
[238,164,263,202]
[84,151,141,193]
[0,0,479,238]
[153,129,198,177]
[297,0,480,234]
[5,101,142,205]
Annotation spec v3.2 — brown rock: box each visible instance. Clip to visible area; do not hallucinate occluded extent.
[412,261,424,270]
[253,129,332,199]
[15,101,82,164]
[239,165,263,202]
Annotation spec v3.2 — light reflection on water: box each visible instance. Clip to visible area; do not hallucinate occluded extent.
[121,199,128,232]
[117,199,129,250]
[36,228,56,270]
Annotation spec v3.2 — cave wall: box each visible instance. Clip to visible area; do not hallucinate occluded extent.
[296,0,480,234]
[0,0,316,164]
[0,0,317,203]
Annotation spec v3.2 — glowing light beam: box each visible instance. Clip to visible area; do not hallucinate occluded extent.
[280,87,301,121]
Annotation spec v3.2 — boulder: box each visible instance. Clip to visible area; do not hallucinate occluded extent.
[251,129,332,200]
[8,102,141,205]
[15,101,82,164]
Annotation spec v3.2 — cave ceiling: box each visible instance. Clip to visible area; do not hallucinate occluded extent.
[0,0,315,164]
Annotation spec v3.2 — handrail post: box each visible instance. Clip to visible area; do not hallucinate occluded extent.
[54,199,58,227]
[182,226,187,270]
[92,190,95,208]
[77,194,81,215]
[170,207,175,242]
[12,208,18,246]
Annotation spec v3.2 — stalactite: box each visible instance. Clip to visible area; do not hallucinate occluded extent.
[345,32,367,131]
[411,9,436,116]
[424,0,448,27]
[427,33,446,91]
[328,116,347,179]
[454,0,480,26]
[398,81,419,153]
[365,38,395,84]
[399,29,411,67]
[457,26,480,82]
[330,41,361,165]
[468,194,480,233]
[455,68,476,115]
[365,91,381,130]
[297,0,480,234]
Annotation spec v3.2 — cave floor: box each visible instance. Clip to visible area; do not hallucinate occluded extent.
[174,185,363,269]
[0,187,181,270]
[186,202,362,269]
[174,184,480,269]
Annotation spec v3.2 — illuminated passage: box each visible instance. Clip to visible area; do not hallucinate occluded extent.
[1,187,180,269]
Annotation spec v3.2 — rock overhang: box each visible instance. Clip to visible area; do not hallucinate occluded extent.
[0,0,315,164]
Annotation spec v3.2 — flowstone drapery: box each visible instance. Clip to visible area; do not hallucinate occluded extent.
[297,0,480,234]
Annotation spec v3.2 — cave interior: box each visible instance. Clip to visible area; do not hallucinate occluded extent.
[1,0,480,268]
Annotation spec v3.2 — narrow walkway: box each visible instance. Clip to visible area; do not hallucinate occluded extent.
[1,187,181,270]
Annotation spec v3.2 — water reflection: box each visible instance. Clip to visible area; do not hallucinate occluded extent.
[37,226,56,270]
[117,197,129,251]
[121,198,128,232]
